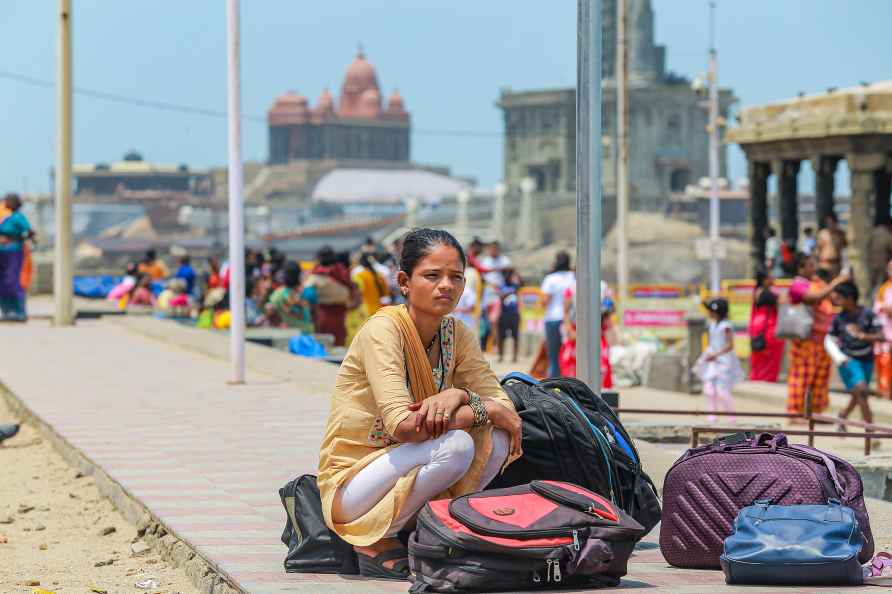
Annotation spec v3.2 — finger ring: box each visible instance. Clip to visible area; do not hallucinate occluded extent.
[435,411,444,416]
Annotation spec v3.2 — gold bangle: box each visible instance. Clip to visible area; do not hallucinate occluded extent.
[465,389,488,427]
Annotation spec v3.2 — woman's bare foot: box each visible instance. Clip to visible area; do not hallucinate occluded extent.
[355,538,406,570]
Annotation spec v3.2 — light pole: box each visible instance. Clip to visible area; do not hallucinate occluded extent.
[226,0,246,383]
[615,0,629,305]
[576,0,603,390]
[707,1,721,295]
[54,0,74,326]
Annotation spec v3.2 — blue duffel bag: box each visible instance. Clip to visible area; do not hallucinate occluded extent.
[721,499,864,586]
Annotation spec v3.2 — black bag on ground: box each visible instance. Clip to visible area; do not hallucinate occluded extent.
[488,373,661,536]
[278,474,358,574]
[408,480,645,592]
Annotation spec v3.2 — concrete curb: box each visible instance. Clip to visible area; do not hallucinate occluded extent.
[0,381,245,594]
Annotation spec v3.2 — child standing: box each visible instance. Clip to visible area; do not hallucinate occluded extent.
[696,298,743,422]
[826,282,883,427]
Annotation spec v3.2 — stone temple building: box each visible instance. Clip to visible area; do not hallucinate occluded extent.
[727,81,892,298]
[498,0,736,217]
[267,48,410,164]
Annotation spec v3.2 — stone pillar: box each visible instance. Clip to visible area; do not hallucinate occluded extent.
[749,160,770,272]
[519,177,536,249]
[775,159,801,251]
[875,168,892,226]
[848,154,887,299]
[455,187,471,243]
[490,181,506,243]
[404,195,419,229]
[811,155,839,228]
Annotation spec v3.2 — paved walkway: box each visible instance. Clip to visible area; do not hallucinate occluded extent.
[0,318,885,593]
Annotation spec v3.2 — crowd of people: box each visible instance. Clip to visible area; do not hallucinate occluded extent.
[107,235,618,387]
[108,237,530,355]
[729,214,892,430]
[110,242,394,347]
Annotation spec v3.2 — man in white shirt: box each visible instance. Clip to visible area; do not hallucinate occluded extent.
[540,251,576,377]
[478,242,511,289]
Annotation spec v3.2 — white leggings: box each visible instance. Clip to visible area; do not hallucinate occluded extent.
[333,429,510,538]
[704,379,735,421]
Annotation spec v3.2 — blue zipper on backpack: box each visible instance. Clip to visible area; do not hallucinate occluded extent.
[563,397,617,504]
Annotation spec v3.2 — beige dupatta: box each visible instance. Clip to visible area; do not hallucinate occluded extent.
[377,305,438,403]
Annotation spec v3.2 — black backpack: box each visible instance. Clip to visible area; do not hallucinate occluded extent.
[279,474,358,574]
[489,373,661,536]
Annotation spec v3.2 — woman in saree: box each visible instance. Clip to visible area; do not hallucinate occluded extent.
[317,228,523,580]
[748,269,785,382]
[0,193,32,321]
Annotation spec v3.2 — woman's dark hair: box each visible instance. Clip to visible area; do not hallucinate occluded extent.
[754,268,769,288]
[793,251,812,273]
[552,251,571,273]
[832,281,859,303]
[360,252,388,297]
[317,245,337,267]
[399,228,466,276]
[4,193,22,211]
[282,261,302,289]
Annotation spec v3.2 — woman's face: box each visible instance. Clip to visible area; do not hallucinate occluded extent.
[799,257,816,279]
[400,244,466,318]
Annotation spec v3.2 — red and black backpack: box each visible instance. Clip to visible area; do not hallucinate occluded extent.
[408,480,645,592]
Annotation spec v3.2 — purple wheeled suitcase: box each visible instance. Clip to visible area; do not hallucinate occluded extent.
[659,432,874,569]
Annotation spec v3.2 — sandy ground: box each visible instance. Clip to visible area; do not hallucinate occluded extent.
[0,397,198,594]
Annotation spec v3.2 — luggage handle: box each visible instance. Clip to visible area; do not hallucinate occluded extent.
[787,444,848,499]
[712,431,756,449]
[759,434,847,497]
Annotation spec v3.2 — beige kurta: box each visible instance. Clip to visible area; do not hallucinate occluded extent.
[317,313,516,546]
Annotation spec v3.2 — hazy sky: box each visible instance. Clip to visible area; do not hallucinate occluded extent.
[1,0,890,195]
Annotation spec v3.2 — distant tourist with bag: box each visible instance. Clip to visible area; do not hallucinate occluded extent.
[695,298,743,422]
[786,253,849,419]
[305,246,354,346]
[873,260,892,399]
[748,269,784,382]
[540,251,575,377]
[317,229,522,580]
[826,281,883,428]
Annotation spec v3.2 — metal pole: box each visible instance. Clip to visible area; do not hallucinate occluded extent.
[707,1,721,295]
[54,0,74,326]
[615,0,629,305]
[576,0,603,390]
[226,0,246,383]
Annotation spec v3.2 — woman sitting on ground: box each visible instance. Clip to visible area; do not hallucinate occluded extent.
[317,228,523,580]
